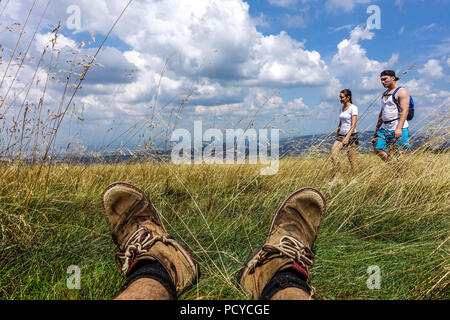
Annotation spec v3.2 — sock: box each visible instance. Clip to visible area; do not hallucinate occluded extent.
[122,259,177,299]
[260,263,311,300]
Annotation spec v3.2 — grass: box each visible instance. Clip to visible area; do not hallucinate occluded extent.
[0,1,448,300]
[1,151,448,300]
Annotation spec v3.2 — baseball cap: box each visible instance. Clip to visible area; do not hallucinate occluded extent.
[380,70,400,81]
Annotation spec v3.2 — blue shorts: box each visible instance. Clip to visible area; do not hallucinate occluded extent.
[374,128,411,152]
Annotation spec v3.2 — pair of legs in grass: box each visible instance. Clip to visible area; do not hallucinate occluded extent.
[373,128,411,176]
[102,182,326,300]
[115,278,311,300]
[331,140,358,179]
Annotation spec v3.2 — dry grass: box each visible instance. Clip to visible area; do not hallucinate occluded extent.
[0,1,448,300]
[0,151,448,299]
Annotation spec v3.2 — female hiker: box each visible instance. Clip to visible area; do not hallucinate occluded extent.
[330,89,359,179]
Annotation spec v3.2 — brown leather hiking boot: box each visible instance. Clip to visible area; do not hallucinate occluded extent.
[239,187,326,299]
[101,182,199,296]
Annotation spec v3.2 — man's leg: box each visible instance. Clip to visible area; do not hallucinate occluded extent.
[394,153,408,177]
[394,128,411,176]
[115,278,172,300]
[113,258,177,300]
[239,188,326,300]
[373,130,389,161]
[271,288,310,300]
[375,149,389,161]
[101,182,199,300]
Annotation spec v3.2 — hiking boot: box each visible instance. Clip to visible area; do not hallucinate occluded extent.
[238,187,326,299]
[101,182,199,296]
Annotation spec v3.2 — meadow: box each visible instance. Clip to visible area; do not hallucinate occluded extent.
[0,1,448,300]
[1,151,448,299]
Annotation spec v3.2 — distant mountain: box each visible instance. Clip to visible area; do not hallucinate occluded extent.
[4,131,446,165]
[279,131,449,156]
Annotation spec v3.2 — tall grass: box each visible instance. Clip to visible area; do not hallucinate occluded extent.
[0,152,448,299]
[0,1,448,300]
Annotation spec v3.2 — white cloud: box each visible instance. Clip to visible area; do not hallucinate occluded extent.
[447,57,450,67]
[323,77,343,100]
[194,102,244,117]
[84,46,138,85]
[332,24,354,33]
[193,89,283,117]
[284,14,307,28]
[349,25,375,42]
[330,26,398,92]
[313,101,336,120]
[3,0,332,105]
[93,0,331,89]
[246,31,329,86]
[268,0,299,8]
[420,23,437,32]
[35,32,78,52]
[8,0,434,145]
[399,78,450,126]
[418,59,444,79]
[251,13,270,29]
[326,0,372,12]
[283,97,310,114]
[395,0,404,9]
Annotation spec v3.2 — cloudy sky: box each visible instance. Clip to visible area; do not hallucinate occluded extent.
[1,0,449,151]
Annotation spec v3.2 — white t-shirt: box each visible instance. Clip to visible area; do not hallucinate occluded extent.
[339,104,358,135]
[381,93,409,131]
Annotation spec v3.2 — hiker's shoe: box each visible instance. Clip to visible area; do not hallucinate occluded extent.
[239,187,326,299]
[101,182,199,295]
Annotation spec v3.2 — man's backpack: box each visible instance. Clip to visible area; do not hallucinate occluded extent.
[392,87,414,121]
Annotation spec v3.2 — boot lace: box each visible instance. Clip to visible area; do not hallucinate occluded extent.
[115,227,178,274]
[248,235,315,272]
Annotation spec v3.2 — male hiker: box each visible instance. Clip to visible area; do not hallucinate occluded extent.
[373,70,412,164]
[101,182,326,300]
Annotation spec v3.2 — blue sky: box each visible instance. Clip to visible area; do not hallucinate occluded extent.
[1,0,449,152]
[246,0,450,109]
[252,0,448,65]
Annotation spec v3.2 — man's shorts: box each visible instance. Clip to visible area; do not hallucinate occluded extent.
[373,128,411,152]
